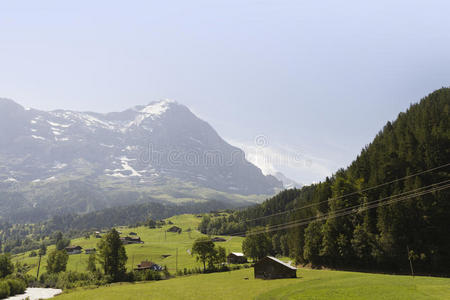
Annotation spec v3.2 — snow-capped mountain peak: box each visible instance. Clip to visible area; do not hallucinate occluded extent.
[0,98,282,196]
[139,99,175,115]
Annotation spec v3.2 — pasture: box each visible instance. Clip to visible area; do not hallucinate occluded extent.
[13,214,244,275]
[55,268,450,300]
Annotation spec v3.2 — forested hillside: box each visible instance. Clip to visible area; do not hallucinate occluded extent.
[200,88,450,275]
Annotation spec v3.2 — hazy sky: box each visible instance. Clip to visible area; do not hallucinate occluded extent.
[1,0,449,184]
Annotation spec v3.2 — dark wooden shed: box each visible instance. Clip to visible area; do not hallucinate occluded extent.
[254,256,297,279]
[211,237,226,242]
[167,226,182,233]
[227,252,248,264]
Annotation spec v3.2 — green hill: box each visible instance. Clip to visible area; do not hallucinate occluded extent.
[200,88,450,275]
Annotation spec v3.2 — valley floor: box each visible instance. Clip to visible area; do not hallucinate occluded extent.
[55,268,450,300]
[12,214,244,275]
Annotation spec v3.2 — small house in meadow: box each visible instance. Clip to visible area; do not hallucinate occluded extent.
[135,261,163,271]
[211,237,226,242]
[254,256,296,279]
[167,226,182,233]
[129,232,137,236]
[85,248,96,254]
[120,236,143,245]
[227,252,247,264]
[65,246,82,255]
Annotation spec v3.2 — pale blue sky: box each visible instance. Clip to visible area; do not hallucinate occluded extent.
[1,0,449,183]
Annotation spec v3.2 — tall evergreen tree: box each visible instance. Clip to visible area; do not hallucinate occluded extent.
[97,228,128,281]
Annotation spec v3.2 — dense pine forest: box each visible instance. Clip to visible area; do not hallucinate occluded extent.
[199,88,450,276]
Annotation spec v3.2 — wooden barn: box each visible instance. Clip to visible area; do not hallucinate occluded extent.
[120,236,144,245]
[85,248,96,254]
[65,245,83,255]
[211,237,226,242]
[254,256,296,279]
[135,261,163,271]
[167,226,182,233]
[227,252,247,264]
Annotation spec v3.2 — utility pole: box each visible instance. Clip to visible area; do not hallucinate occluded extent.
[176,248,178,274]
[407,245,415,277]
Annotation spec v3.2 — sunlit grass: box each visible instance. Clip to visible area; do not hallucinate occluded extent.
[12,214,244,276]
[55,268,450,300]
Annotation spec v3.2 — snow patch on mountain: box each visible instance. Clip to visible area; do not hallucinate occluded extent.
[139,99,174,117]
[47,120,71,128]
[53,163,67,169]
[4,178,18,183]
[126,99,175,128]
[32,135,46,140]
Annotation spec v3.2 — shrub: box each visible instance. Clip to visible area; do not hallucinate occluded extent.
[39,271,108,289]
[6,279,26,296]
[0,281,10,299]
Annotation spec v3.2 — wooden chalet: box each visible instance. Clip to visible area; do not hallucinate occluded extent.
[65,245,82,255]
[211,237,226,242]
[135,261,163,271]
[167,226,182,233]
[227,252,247,264]
[120,236,143,245]
[85,248,96,254]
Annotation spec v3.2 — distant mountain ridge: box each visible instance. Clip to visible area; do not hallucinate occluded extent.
[273,172,303,189]
[0,98,282,221]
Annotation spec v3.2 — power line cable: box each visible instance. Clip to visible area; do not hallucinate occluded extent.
[243,162,450,224]
[238,183,450,237]
[241,179,450,234]
[186,180,450,243]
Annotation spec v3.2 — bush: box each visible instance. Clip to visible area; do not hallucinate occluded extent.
[127,270,163,282]
[39,271,108,289]
[5,279,26,296]
[0,281,10,299]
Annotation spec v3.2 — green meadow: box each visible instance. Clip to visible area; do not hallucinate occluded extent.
[55,268,450,300]
[12,213,450,300]
[12,214,244,275]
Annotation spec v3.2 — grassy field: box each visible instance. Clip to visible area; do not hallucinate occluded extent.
[13,213,450,299]
[55,268,450,300]
[12,214,244,276]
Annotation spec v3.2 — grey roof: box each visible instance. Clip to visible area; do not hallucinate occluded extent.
[66,245,82,250]
[266,256,296,270]
[230,252,245,257]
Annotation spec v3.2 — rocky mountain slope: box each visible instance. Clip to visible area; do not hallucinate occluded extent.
[0,98,282,221]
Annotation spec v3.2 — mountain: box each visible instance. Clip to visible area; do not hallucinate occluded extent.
[273,172,303,189]
[200,88,450,276]
[0,98,282,222]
